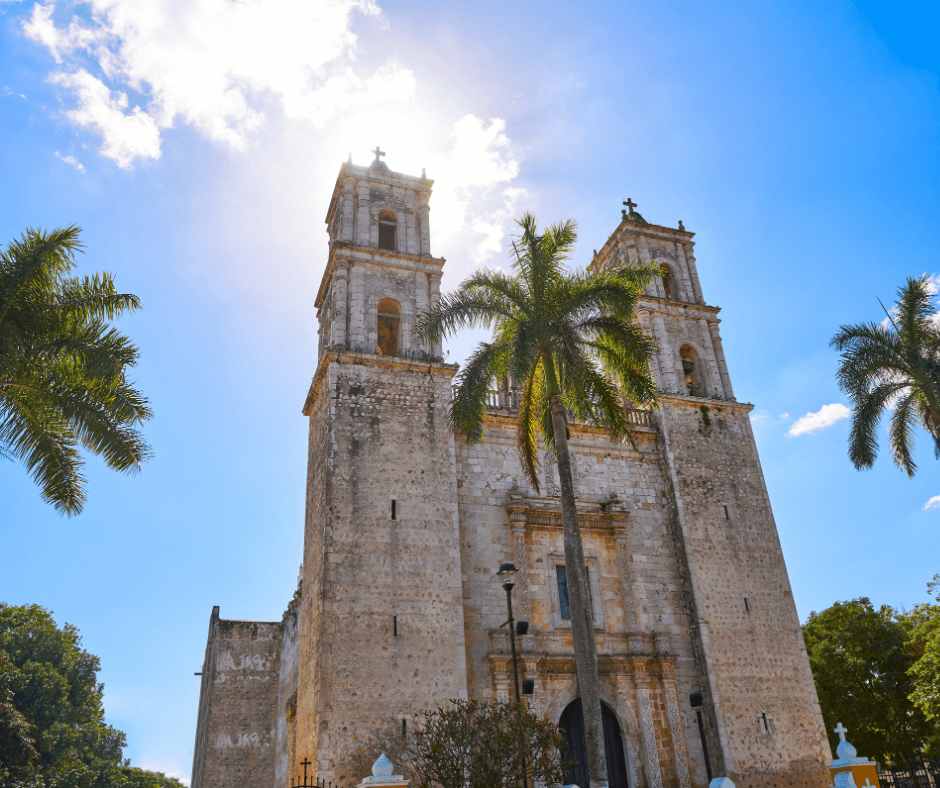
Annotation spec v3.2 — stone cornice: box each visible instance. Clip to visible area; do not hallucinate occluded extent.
[314,243,446,309]
[659,393,754,413]
[505,489,629,532]
[481,409,657,438]
[637,296,721,318]
[302,349,459,415]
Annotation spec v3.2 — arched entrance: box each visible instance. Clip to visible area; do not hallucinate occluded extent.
[559,698,629,788]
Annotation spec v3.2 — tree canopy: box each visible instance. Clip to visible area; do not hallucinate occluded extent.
[0,603,184,788]
[0,226,152,515]
[803,597,939,765]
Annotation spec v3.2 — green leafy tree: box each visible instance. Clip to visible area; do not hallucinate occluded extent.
[419,214,660,786]
[0,226,152,515]
[831,275,940,476]
[387,699,567,788]
[904,575,940,726]
[803,598,936,765]
[0,603,183,788]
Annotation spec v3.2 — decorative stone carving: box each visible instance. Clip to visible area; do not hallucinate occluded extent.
[512,525,532,623]
[665,686,692,788]
[638,688,663,788]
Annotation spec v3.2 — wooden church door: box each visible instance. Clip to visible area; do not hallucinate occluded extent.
[559,698,629,788]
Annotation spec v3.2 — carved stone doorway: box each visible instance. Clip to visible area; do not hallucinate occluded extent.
[559,698,629,788]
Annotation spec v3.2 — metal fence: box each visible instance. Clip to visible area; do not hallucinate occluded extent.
[290,758,356,788]
[879,760,940,788]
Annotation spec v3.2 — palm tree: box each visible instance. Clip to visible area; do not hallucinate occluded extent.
[831,275,940,477]
[0,226,152,515]
[419,214,660,788]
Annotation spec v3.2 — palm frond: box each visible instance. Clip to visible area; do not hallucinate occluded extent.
[888,390,918,477]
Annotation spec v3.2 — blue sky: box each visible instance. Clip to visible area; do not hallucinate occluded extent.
[1,0,938,783]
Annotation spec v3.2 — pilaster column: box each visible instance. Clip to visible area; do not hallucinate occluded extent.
[708,321,735,400]
[348,263,365,347]
[618,675,647,788]
[405,192,419,255]
[682,243,704,304]
[663,680,692,788]
[698,318,723,398]
[613,512,641,632]
[428,271,442,357]
[341,177,355,242]
[624,236,639,266]
[414,271,429,353]
[418,191,431,256]
[651,313,678,394]
[634,662,663,788]
[636,310,662,390]
[512,525,531,625]
[330,261,349,347]
[356,182,371,246]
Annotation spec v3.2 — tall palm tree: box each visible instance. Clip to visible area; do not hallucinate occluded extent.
[831,274,940,477]
[0,226,152,515]
[419,214,660,788]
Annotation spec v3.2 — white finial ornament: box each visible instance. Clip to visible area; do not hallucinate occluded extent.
[834,722,857,762]
[373,753,394,778]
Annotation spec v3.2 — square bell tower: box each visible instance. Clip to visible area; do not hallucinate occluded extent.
[292,152,468,787]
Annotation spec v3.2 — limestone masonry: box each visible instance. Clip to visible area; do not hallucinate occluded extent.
[191,155,831,788]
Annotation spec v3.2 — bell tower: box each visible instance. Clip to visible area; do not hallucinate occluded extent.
[293,153,468,786]
[315,148,444,361]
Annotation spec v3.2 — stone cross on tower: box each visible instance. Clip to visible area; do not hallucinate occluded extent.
[372,146,386,163]
[834,723,848,743]
[623,198,637,213]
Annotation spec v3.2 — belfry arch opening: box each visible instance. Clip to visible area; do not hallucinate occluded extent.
[377,298,401,356]
[378,210,397,251]
[661,264,677,300]
[680,344,704,397]
[559,698,629,788]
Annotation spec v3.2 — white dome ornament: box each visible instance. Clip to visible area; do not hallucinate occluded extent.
[357,753,407,788]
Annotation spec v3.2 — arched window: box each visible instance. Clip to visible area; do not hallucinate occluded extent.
[378,210,397,251]
[680,345,704,397]
[661,264,677,300]
[377,298,401,356]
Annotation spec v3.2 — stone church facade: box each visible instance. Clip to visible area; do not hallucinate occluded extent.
[191,155,831,788]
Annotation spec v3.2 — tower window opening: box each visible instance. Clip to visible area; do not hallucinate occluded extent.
[680,345,703,397]
[379,210,397,250]
[377,298,401,356]
[723,505,730,520]
[661,264,677,300]
[391,499,397,520]
[744,597,750,613]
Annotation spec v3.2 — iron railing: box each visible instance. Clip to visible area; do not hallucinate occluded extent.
[481,389,654,428]
[879,760,940,788]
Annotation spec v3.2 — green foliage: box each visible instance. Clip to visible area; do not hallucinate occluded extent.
[0,603,182,788]
[418,213,660,489]
[905,575,940,725]
[831,275,940,476]
[403,699,567,788]
[0,226,152,515]
[803,597,938,765]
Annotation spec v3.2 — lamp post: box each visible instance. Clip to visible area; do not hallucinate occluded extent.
[498,563,529,788]
[690,692,713,782]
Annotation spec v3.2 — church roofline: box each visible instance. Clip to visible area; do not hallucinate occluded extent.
[588,215,694,273]
[325,160,434,227]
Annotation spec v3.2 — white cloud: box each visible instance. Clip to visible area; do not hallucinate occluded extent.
[54,150,85,172]
[24,0,412,167]
[428,115,524,266]
[787,403,851,437]
[750,410,769,425]
[780,412,789,419]
[925,496,940,511]
[50,69,161,168]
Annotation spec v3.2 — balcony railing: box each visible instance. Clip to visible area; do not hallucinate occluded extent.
[480,389,654,428]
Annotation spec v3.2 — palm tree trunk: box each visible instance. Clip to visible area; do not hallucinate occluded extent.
[546,362,608,788]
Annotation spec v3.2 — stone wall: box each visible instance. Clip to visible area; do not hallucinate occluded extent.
[658,399,830,788]
[295,352,469,784]
[191,608,282,788]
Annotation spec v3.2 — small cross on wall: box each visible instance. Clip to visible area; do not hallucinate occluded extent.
[623,198,638,213]
[373,146,386,163]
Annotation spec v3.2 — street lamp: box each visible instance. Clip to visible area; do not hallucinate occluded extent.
[498,563,530,788]
[690,692,713,782]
